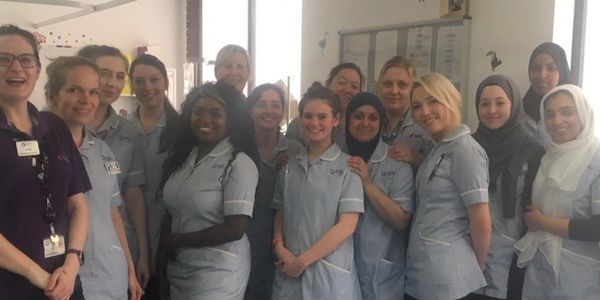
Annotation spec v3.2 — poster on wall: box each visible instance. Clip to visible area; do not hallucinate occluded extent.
[436,25,465,89]
[374,30,398,81]
[342,33,370,78]
[407,26,433,76]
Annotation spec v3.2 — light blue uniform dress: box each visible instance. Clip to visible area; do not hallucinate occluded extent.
[162,138,258,300]
[285,116,346,148]
[353,139,414,300]
[271,143,364,300]
[88,106,145,261]
[521,149,600,300]
[78,133,128,300]
[245,134,302,299]
[129,110,167,269]
[475,169,527,298]
[381,114,432,156]
[405,125,489,300]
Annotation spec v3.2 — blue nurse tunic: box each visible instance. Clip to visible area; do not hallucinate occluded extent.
[162,138,258,300]
[404,125,489,300]
[78,133,128,300]
[353,139,414,300]
[271,143,364,300]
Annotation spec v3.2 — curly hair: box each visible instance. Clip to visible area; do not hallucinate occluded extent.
[160,80,258,189]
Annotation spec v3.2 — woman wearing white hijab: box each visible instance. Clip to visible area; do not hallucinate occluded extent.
[515,84,600,299]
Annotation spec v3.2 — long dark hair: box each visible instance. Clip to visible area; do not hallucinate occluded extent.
[129,54,179,153]
[160,81,258,189]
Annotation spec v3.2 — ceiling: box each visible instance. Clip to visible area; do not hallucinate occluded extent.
[0,0,139,28]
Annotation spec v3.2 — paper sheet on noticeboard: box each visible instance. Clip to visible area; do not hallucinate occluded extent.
[407,26,433,77]
[436,25,464,88]
[374,30,398,81]
[342,33,369,78]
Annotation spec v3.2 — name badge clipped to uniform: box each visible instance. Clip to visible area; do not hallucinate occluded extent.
[104,161,121,175]
[43,234,65,258]
[16,140,40,157]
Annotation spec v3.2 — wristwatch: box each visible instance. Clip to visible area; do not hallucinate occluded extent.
[66,248,85,266]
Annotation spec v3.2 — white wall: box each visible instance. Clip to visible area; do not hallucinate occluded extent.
[1,0,185,112]
[301,0,557,127]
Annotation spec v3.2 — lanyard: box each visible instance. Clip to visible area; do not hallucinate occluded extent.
[10,131,58,239]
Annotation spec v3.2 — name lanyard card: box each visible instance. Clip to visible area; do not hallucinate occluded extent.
[12,132,65,258]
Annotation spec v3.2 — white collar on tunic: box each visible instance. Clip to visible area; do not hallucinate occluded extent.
[207,138,233,157]
[369,139,388,163]
[297,143,341,162]
[79,130,96,151]
[440,124,471,143]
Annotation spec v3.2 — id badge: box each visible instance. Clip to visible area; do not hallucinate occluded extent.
[104,161,121,175]
[43,235,65,258]
[16,141,40,157]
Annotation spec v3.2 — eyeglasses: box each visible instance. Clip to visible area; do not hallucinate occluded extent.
[0,52,39,68]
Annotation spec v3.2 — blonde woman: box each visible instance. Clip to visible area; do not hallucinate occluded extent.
[404,73,491,300]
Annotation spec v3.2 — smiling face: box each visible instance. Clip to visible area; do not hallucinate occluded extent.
[251,89,283,132]
[327,68,361,113]
[348,104,381,143]
[214,51,250,93]
[52,66,100,128]
[132,64,168,109]
[544,92,583,144]
[302,99,340,145]
[529,53,560,96]
[191,96,228,145]
[378,66,412,115]
[0,34,40,104]
[95,55,127,106]
[411,86,453,141]
[478,85,512,130]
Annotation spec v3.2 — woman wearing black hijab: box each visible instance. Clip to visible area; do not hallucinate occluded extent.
[522,42,572,145]
[471,75,544,300]
[345,92,414,299]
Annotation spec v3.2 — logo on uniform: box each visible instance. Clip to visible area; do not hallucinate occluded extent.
[329,169,343,176]
[381,170,396,177]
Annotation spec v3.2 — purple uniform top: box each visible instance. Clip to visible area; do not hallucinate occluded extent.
[0,103,91,299]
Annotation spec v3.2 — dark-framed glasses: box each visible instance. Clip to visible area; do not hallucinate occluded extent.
[0,52,38,68]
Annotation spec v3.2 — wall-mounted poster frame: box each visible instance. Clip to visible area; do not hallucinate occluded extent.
[339,16,472,118]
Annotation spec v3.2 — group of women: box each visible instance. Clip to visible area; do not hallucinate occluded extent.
[0,23,599,300]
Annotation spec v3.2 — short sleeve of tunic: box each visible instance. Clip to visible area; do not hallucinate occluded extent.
[337,170,364,214]
[451,142,489,207]
[223,153,258,217]
[389,162,414,213]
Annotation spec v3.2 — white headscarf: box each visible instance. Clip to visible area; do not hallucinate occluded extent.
[515,84,600,282]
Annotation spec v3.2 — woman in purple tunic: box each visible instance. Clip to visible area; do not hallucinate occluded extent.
[0,24,89,300]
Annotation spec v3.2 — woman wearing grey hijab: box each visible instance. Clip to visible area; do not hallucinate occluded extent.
[471,75,544,300]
